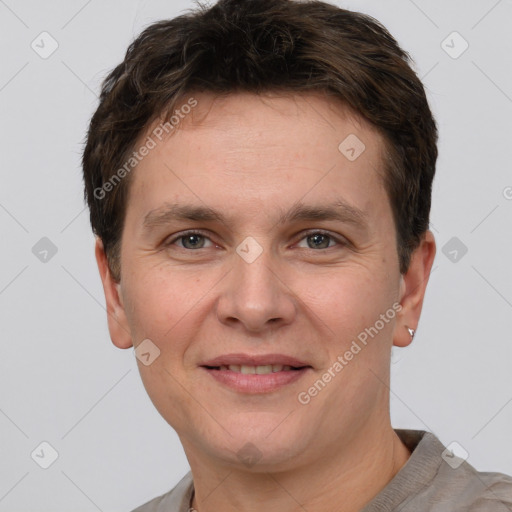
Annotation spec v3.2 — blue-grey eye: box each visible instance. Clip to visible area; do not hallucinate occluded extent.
[179,234,208,249]
[309,233,330,249]
[299,233,335,249]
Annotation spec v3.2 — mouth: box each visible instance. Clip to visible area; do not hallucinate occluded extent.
[203,364,306,373]
[200,354,313,393]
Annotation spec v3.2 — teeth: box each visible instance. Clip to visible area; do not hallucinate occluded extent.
[224,364,294,373]
[256,365,273,374]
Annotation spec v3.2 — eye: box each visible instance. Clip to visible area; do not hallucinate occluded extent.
[165,229,346,252]
[167,231,215,250]
[296,230,345,250]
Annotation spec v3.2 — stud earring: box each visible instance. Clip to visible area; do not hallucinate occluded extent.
[406,326,415,340]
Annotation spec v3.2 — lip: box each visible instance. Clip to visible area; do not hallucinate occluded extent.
[201,353,311,368]
[201,366,311,393]
[200,353,312,394]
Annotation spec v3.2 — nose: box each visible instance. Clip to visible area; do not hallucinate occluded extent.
[215,247,297,334]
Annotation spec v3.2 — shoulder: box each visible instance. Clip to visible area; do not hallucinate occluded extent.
[452,466,512,511]
[416,433,512,511]
[390,430,512,511]
[130,472,194,512]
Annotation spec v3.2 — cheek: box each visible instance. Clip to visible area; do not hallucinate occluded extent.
[296,270,399,385]
[121,269,176,344]
[299,267,397,334]
[121,264,220,351]
[122,268,207,421]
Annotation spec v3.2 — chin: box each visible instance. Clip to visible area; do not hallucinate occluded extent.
[187,413,312,470]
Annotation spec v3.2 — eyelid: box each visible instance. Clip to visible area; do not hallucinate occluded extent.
[294,229,348,249]
[165,229,216,248]
[165,228,348,250]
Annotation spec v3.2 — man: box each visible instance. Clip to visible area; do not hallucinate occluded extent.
[82,0,512,510]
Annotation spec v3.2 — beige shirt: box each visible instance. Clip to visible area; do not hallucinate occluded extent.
[131,429,512,511]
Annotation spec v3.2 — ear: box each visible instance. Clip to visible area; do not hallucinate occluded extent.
[394,230,436,348]
[95,237,133,349]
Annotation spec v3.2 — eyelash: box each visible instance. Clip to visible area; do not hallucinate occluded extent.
[165,229,348,250]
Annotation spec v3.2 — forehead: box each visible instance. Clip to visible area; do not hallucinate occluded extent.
[150,91,384,158]
[127,91,390,226]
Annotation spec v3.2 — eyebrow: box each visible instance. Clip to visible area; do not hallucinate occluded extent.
[142,200,368,231]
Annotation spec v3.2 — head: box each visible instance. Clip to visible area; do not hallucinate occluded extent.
[83,0,437,470]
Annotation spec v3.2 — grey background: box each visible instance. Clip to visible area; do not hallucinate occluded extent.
[0,0,511,510]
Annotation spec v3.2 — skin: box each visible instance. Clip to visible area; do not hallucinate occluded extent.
[96,91,436,512]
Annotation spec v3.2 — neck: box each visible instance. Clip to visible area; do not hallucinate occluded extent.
[186,424,411,512]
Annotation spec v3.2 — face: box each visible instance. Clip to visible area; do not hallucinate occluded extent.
[98,92,434,471]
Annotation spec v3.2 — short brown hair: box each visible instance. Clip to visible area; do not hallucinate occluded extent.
[82,0,438,280]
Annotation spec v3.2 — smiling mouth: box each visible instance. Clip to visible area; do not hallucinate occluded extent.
[201,361,312,393]
[203,364,307,374]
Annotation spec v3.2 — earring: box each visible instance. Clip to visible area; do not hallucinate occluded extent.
[407,326,415,340]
